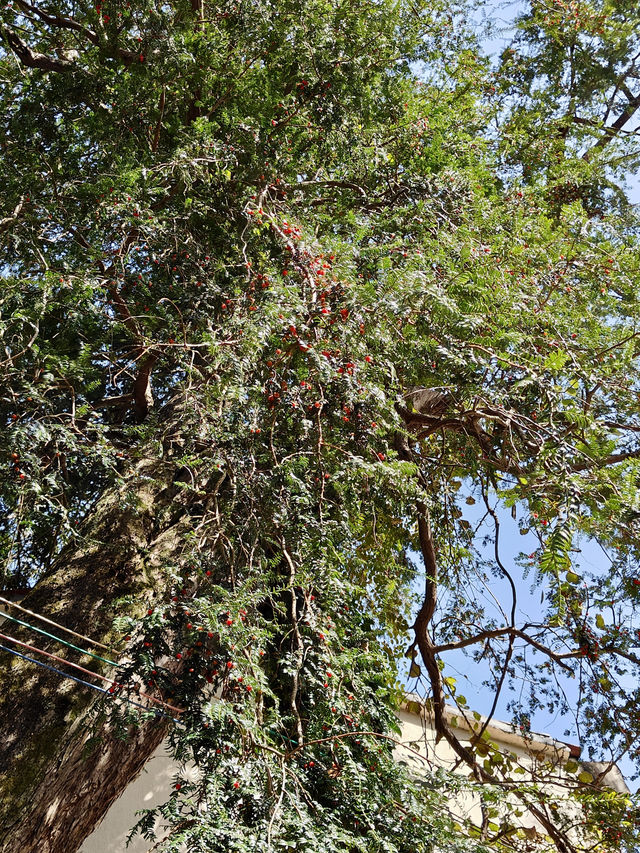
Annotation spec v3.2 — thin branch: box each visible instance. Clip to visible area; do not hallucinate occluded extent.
[569,447,640,472]
[584,88,640,160]
[151,87,166,153]
[433,627,575,673]
[281,544,305,747]
[411,513,576,853]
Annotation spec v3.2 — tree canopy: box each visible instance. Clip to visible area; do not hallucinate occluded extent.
[1,1,640,851]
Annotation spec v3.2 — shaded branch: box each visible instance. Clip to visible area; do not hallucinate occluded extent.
[4,0,138,73]
[282,544,305,748]
[132,353,158,422]
[13,0,100,45]
[2,26,75,72]
[151,87,167,153]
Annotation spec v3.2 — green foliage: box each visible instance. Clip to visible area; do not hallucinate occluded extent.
[2,0,640,850]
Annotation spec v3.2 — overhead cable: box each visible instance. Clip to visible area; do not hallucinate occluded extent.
[0,630,183,715]
[0,595,116,652]
[0,608,118,667]
[0,642,179,723]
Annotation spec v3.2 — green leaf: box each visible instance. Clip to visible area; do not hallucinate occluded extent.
[543,349,569,371]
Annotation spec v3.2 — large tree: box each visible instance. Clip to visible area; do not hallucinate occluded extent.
[1,1,640,851]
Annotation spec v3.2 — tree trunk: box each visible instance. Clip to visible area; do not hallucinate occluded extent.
[0,457,187,853]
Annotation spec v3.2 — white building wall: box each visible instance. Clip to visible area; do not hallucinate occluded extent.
[80,743,175,853]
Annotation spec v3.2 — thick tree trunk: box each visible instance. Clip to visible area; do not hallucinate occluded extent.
[0,457,188,853]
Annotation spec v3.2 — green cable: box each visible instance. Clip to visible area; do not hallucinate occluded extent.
[0,610,119,668]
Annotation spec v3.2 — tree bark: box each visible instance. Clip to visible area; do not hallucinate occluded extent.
[0,456,188,853]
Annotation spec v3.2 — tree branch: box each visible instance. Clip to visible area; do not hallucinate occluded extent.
[151,87,166,153]
[133,352,158,422]
[412,514,577,853]
[2,26,75,73]
[433,627,575,673]
[13,0,100,45]
[0,197,25,233]
[569,447,640,472]
[5,4,139,69]
[584,88,640,160]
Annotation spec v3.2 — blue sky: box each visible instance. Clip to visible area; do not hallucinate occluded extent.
[402,487,639,789]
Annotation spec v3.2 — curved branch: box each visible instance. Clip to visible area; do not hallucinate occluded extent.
[584,88,640,161]
[412,516,577,853]
[2,26,75,73]
[433,627,575,673]
[13,0,100,45]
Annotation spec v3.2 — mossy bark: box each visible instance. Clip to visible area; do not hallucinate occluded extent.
[0,458,188,853]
